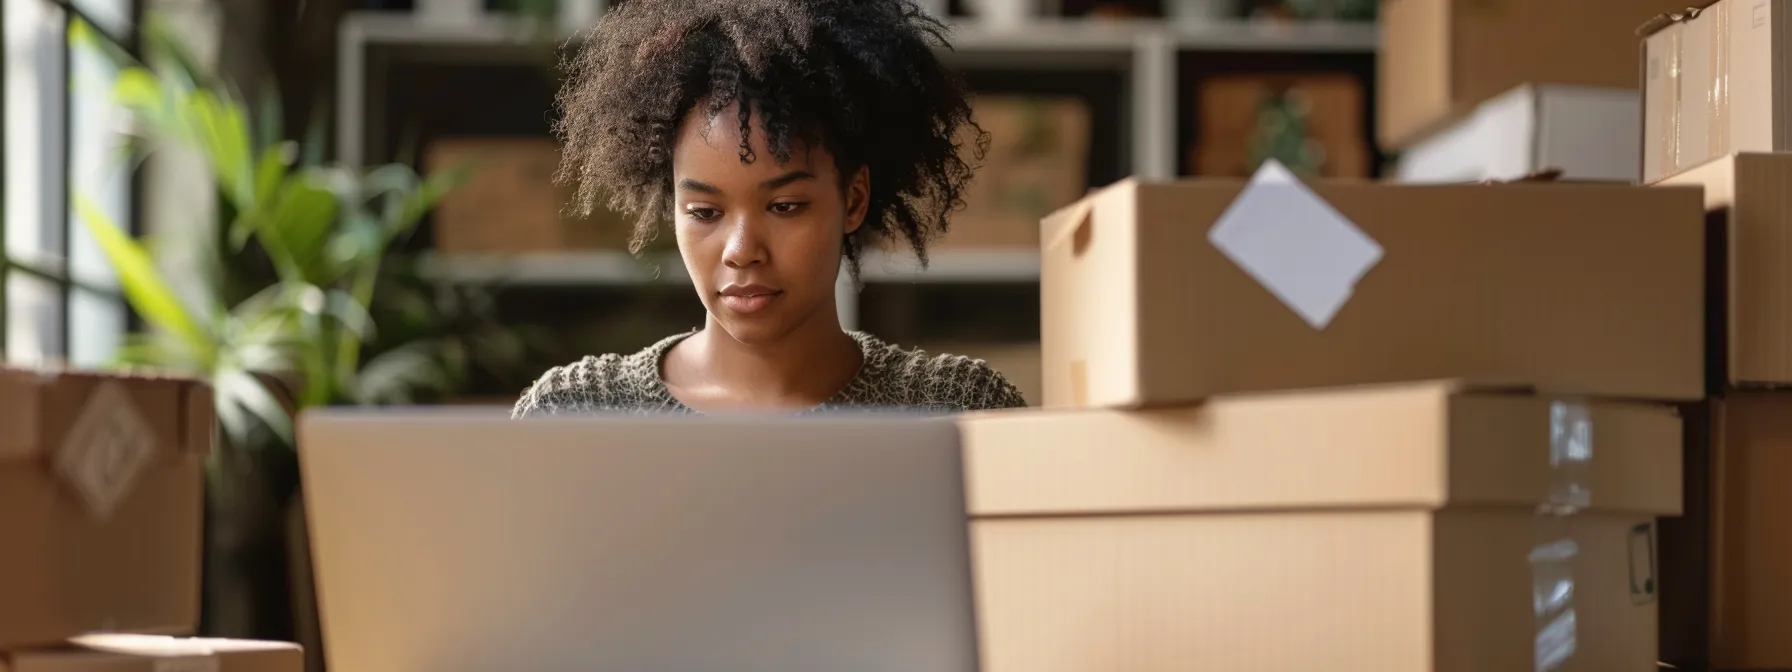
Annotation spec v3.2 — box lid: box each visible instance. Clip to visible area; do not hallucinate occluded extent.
[0,368,213,463]
[1638,1,1721,38]
[961,380,1682,517]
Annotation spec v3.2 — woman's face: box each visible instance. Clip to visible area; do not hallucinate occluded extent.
[671,104,868,345]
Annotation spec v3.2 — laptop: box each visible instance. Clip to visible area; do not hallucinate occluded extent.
[298,409,980,672]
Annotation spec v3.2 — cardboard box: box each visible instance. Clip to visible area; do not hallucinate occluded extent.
[1378,0,1691,149]
[1040,177,1705,409]
[0,369,212,648]
[426,138,635,253]
[1639,0,1792,184]
[1396,84,1640,184]
[961,381,1680,671]
[1709,392,1792,669]
[1658,153,1792,388]
[944,96,1091,250]
[1657,401,1712,670]
[2,636,302,672]
[1191,74,1371,179]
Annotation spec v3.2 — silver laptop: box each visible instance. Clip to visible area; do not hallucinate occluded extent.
[299,410,980,672]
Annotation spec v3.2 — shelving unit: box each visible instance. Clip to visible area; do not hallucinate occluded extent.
[336,8,1378,365]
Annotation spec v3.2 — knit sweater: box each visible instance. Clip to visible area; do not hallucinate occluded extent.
[511,330,1028,417]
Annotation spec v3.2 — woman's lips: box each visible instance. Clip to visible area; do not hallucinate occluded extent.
[719,288,782,315]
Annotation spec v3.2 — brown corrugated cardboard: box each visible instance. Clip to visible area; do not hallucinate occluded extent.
[1709,392,1792,669]
[426,138,636,253]
[1379,0,1690,149]
[1039,178,1705,409]
[2,637,302,672]
[943,97,1090,250]
[1639,0,1792,184]
[1657,401,1712,670]
[973,511,1659,672]
[1659,153,1792,387]
[962,381,1682,517]
[0,369,212,648]
[961,381,1678,671]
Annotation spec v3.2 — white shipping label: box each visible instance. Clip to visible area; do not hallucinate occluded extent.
[1207,160,1384,330]
[54,380,156,520]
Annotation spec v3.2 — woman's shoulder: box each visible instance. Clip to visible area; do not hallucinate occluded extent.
[510,334,686,418]
[847,333,1028,412]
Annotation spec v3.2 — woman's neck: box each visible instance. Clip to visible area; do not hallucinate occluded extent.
[667,315,863,411]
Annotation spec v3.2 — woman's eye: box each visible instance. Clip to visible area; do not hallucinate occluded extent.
[685,207,722,222]
[769,201,809,215]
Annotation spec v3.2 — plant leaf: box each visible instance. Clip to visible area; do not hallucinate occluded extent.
[75,195,213,363]
[189,89,255,209]
[350,341,449,405]
[389,163,473,238]
[218,368,293,444]
[259,179,339,282]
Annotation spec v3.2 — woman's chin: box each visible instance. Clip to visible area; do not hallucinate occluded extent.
[713,314,793,346]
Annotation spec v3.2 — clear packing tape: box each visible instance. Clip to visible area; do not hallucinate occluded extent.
[1532,401,1593,672]
[1649,3,1732,179]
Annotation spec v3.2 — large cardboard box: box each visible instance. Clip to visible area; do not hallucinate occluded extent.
[1192,74,1371,179]
[1709,392,1792,669]
[1658,153,1792,388]
[426,138,636,254]
[1378,0,1689,149]
[0,369,212,648]
[1040,177,1705,409]
[1396,84,1640,184]
[2,637,302,672]
[1639,0,1792,184]
[961,381,1681,671]
[944,96,1091,250]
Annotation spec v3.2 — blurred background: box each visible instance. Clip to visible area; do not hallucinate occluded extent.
[0,0,1376,665]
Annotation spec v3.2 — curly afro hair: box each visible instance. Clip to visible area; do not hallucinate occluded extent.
[553,0,987,273]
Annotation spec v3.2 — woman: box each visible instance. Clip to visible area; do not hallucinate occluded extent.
[512,0,1027,417]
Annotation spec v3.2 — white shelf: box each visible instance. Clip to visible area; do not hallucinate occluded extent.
[860,249,1041,283]
[421,249,1041,286]
[341,11,1376,54]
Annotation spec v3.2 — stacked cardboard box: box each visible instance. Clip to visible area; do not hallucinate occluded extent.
[0,368,301,670]
[1635,1,1792,667]
[963,166,1706,669]
[1379,0,1694,180]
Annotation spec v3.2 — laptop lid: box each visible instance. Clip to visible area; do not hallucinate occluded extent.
[299,409,979,672]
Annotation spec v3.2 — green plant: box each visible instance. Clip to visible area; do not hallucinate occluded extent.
[72,15,478,453]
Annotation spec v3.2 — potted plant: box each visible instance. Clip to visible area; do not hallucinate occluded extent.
[71,15,528,644]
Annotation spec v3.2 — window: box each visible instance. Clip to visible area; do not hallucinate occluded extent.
[2,0,138,367]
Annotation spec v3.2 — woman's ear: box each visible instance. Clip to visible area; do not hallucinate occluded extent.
[843,165,870,235]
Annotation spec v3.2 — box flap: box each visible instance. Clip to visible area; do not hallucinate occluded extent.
[0,367,206,464]
[962,380,1682,517]
[1638,1,1721,37]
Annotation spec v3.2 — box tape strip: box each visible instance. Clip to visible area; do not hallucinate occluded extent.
[1531,400,1592,672]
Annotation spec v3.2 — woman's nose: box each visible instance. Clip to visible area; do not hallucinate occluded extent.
[721,214,768,268]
